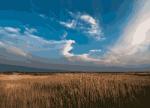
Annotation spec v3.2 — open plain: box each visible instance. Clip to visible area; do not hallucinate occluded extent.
[0,72,150,108]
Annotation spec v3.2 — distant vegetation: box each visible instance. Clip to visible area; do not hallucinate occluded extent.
[0,73,150,108]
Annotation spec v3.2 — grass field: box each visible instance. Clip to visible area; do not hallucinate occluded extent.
[0,72,150,108]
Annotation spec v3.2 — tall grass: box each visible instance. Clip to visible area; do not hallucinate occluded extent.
[0,73,150,108]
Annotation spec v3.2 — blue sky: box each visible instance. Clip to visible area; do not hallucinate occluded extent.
[0,0,150,71]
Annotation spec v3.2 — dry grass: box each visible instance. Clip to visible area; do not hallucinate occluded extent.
[0,73,150,108]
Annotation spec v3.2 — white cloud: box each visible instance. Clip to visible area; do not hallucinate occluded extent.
[60,20,77,29]
[3,27,20,33]
[39,14,47,19]
[101,0,150,66]
[80,14,96,25]
[61,40,75,57]
[0,26,113,68]
[0,42,27,57]
[89,49,102,53]
[0,26,104,66]
[61,1,150,66]
[1,0,150,70]
[64,48,104,63]
[60,12,103,40]
[0,26,76,61]
[80,14,103,40]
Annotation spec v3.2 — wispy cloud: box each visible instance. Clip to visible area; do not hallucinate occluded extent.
[80,14,97,25]
[80,14,103,40]
[59,12,103,40]
[60,1,150,66]
[0,41,27,57]
[0,26,103,66]
[61,32,68,40]
[0,26,75,61]
[59,20,77,29]
[104,0,150,65]
[1,0,150,71]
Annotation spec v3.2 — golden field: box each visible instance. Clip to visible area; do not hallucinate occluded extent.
[0,73,150,108]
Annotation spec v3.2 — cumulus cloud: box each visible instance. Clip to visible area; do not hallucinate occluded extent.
[61,40,75,58]
[60,12,103,40]
[64,48,104,64]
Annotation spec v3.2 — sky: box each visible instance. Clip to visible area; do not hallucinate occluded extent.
[0,0,150,71]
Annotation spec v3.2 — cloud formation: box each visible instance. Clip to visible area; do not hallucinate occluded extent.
[0,26,75,62]
[60,1,150,66]
[104,0,150,65]
[0,0,150,70]
[60,12,103,40]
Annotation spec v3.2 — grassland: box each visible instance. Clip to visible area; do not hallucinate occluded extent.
[0,72,150,108]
